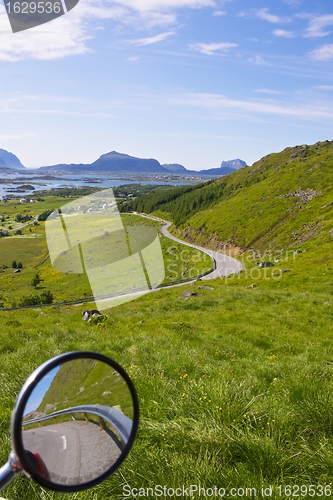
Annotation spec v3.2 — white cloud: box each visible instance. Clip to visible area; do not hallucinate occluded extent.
[256,8,283,24]
[115,0,215,10]
[272,29,295,38]
[313,85,333,91]
[239,8,287,24]
[212,11,226,17]
[282,0,303,7]
[189,41,237,55]
[304,15,333,39]
[0,0,215,60]
[0,17,92,61]
[309,44,333,61]
[130,31,175,46]
[254,89,285,95]
[174,92,333,121]
[248,55,268,66]
[0,133,35,141]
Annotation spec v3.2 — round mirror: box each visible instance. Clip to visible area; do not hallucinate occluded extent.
[10,352,139,492]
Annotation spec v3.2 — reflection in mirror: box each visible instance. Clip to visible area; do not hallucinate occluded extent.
[20,358,134,486]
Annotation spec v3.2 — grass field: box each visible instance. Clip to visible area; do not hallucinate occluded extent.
[0,178,332,499]
[0,275,332,499]
[0,196,213,307]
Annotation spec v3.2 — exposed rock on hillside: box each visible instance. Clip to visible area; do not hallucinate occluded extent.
[276,189,322,203]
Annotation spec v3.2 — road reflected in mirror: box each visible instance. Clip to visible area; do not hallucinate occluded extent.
[20,358,134,486]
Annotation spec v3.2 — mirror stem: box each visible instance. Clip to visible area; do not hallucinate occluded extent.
[0,453,21,490]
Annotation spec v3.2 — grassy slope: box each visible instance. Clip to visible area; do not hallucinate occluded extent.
[181,141,333,251]
[0,284,332,499]
[0,143,332,499]
[146,140,333,292]
[34,358,133,418]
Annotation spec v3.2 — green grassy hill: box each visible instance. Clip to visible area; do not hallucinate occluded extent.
[34,358,133,418]
[128,140,333,250]
[0,143,333,499]
[127,140,333,291]
[179,141,333,250]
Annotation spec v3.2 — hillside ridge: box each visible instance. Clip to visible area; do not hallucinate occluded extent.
[124,140,333,257]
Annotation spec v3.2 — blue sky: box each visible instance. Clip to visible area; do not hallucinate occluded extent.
[0,0,333,170]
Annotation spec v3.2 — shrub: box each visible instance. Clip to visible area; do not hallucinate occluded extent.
[18,290,53,307]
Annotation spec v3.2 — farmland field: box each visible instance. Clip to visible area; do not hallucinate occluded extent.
[0,192,213,308]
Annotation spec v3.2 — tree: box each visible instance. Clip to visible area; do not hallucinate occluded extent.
[38,209,54,222]
[12,260,17,269]
[31,272,41,288]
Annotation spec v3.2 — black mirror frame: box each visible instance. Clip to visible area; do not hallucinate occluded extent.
[10,351,139,493]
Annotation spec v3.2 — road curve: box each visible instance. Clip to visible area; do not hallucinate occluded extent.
[79,215,244,308]
[159,219,243,280]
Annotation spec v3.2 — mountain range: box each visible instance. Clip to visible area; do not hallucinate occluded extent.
[38,151,247,176]
[0,148,246,176]
[0,149,25,169]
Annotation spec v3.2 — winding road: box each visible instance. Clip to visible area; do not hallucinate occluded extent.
[159,219,243,281]
[97,216,243,307]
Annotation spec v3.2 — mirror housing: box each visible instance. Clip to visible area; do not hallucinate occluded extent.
[8,351,139,492]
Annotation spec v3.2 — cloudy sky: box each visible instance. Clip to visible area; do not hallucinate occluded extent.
[0,0,333,170]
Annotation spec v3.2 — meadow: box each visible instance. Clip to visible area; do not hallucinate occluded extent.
[0,193,213,307]
[0,160,332,500]
[0,278,332,499]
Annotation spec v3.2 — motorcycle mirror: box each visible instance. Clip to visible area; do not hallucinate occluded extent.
[0,351,139,493]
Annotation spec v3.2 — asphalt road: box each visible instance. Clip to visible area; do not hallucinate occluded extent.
[97,216,243,307]
[22,420,122,485]
[159,219,243,280]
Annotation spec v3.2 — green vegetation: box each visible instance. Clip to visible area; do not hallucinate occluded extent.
[127,140,333,292]
[122,181,217,224]
[18,290,53,307]
[32,357,134,418]
[0,142,332,499]
[0,194,212,307]
[0,282,332,499]
[30,271,41,288]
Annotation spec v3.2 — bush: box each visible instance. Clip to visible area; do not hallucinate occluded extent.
[18,290,53,307]
[40,291,54,304]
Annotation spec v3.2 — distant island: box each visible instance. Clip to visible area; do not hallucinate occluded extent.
[0,148,247,177]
